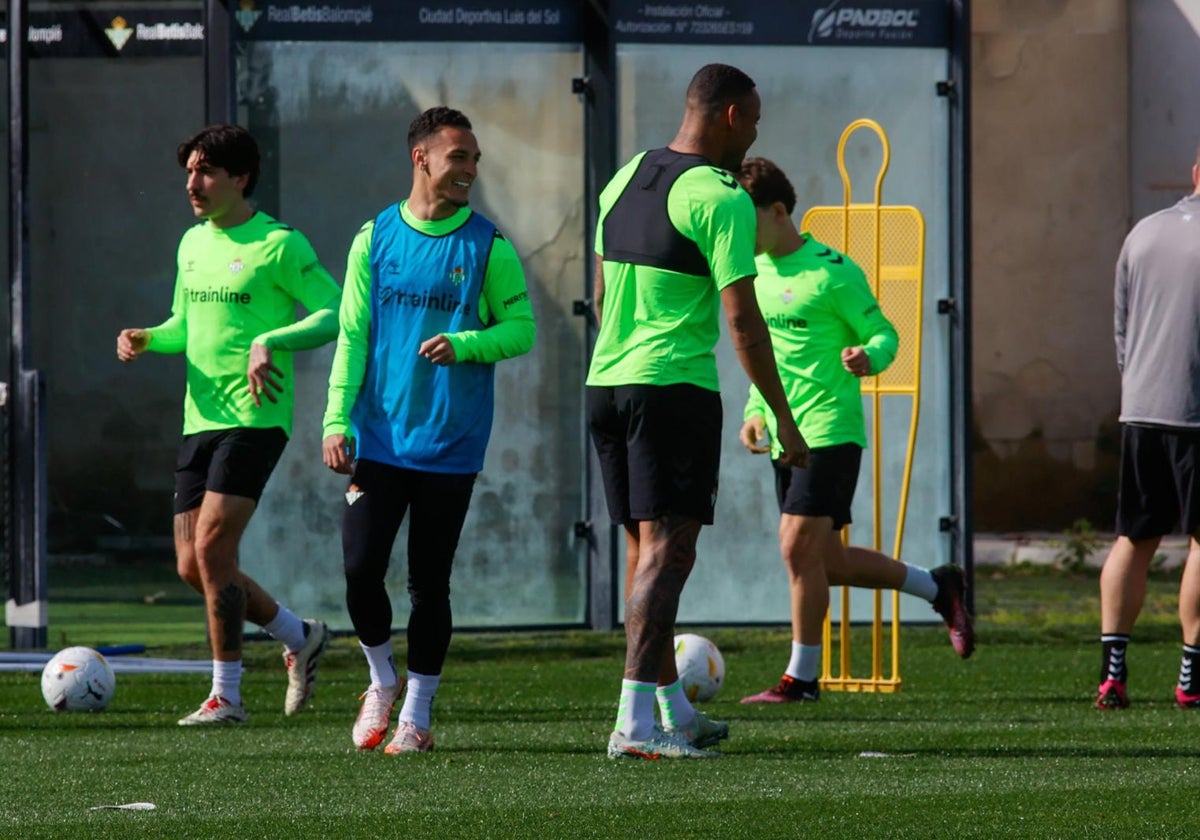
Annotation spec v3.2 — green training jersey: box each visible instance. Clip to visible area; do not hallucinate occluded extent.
[146,211,341,437]
[744,235,898,451]
[586,150,757,391]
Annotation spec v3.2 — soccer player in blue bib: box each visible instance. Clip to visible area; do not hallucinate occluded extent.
[322,107,536,753]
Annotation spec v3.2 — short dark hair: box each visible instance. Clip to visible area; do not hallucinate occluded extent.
[177,124,260,198]
[685,64,756,117]
[738,157,797,215]
[407,107,473,151]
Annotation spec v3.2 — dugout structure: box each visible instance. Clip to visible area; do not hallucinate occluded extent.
[2,1,971,642]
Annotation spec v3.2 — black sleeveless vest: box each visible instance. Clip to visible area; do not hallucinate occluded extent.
[601,148,712,277]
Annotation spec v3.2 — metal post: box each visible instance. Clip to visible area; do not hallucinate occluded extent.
[204,0,235,124]
[948,0,974,609]
[580,0,617,630]
[7,0,47,649]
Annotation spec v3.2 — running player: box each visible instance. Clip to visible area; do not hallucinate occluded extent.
[734,157,973,705]
[117,124,338,724]
[588,65,808,761]
[322,107,536,754]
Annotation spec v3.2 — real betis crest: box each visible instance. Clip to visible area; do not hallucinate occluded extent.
[105,16,133,51]
[236,0,263,33]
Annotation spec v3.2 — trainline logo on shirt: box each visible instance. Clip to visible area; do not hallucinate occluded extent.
[767,314,807,330]
[189,287,252,304]
[378,286,470,316]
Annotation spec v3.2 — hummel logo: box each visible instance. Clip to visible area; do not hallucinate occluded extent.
[346,490,364,505]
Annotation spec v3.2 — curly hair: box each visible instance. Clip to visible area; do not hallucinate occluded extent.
[737,157,797,215]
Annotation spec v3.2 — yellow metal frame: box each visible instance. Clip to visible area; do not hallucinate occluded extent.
[800,119,926,693]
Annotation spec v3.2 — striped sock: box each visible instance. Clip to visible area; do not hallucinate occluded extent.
[1100,634,1130,684]
[1178,645,1200,694]
[656,679,696,729]
[615,680,656,741]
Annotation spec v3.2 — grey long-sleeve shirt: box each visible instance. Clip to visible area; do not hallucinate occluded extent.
[1115,193,1200,427]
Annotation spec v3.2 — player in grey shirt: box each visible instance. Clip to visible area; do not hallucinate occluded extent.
[1096,141,1200,711]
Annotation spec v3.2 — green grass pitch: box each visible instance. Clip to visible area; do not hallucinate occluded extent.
[2,563,1198,838]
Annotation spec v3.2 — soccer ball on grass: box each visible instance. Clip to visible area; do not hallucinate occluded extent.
[41,646,116,711]
[674,633,725,702]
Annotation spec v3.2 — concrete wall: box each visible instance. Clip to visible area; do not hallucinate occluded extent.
[971,0,1130,529]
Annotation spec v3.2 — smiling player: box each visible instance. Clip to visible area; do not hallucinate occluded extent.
[322,107,536,754]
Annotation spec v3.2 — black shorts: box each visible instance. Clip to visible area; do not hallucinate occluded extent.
[173,427,288,514]
[773,443,862,529]
[1116,423,1200,539]
[587,383,722,525]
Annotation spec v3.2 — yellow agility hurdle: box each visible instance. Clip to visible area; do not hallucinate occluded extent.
[801,119,925,693]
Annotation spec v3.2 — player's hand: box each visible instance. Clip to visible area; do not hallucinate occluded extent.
[842,346,872,377]
[322,433,356,474]
[739,417,771,454]
[116,328,150,362]
[774,419,810,469]
[247,342,284,406]
[418,334,457,366]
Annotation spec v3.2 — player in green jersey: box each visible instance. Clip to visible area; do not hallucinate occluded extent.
[734,158,974,705]
[116,125,341,725]
[588,65,808,760]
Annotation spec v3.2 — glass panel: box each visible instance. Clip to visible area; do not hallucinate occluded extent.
[236,41,588,627]
[29,57,204,553]
[613,45,952,623]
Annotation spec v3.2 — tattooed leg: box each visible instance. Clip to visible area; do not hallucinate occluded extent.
[623,515,701,682]
[193,491,258,662]
[213,582,247,654]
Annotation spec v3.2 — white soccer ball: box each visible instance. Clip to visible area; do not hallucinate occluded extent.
[674,633,725,702]
[41,646,116,712]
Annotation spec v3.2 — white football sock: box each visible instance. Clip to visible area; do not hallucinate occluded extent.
[399,670,440,730]
[901,564,939,601]
[211,659,242,706]
[785,642,821,682]
[262,602,307,651]
[360,640,399,689]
